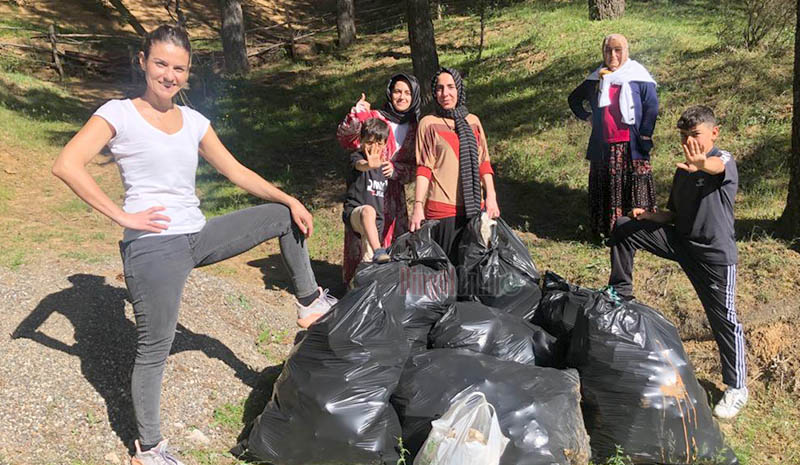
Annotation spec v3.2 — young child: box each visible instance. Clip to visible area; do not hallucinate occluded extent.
[607,105,747,419]
[343,118,391,266]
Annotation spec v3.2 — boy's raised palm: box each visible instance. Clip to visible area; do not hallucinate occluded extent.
[677,138,705,172]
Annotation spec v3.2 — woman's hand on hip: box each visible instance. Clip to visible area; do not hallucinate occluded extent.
[409,202,425,232]
[288,198,314,237]
[118,206,171,233]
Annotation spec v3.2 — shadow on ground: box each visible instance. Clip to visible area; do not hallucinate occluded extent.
[233,362,285,446]
[697,378,724,406]
[247,254,346,297]
[11,273,258,450]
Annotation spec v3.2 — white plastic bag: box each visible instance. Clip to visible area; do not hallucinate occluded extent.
[414,391,509,465]
[478,211,497,247]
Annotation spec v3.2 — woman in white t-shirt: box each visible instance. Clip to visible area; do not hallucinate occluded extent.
[52,25,336,465]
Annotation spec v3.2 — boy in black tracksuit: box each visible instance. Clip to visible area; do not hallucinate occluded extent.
[343,118,391,264]
[608,105,747,419]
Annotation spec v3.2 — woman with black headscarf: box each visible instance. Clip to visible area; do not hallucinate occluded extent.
[337,72,421,283]
[410,68,500,265]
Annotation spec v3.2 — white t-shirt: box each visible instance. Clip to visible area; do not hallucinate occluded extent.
[94,99,210,242]
[388,120,409,155]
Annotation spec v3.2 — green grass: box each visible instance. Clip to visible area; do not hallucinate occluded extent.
[0,225,27,269]
[187,2,799,463]
[59,250,107,264]
[212,400,246,431]
[256,326,292,360]
[396,436,411,465]
[0,0,798,463]
[189,0,796,266]
[590,445,633,465]
[0,184,12,214]
[0,15,45,38]
[183,449,247,465]
[224,292,253,311]
[726,388,800,465]
[52,197,91,214]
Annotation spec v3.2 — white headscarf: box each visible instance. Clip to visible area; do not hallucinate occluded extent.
[586,59,656,125]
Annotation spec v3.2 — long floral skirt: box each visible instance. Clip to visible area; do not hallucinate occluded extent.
[588,142,657,237]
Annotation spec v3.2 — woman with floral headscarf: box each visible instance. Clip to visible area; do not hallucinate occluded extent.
[410,67,499,265]
[337,72,421,283]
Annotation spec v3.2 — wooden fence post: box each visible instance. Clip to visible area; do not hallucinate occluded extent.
[48,24,64,80]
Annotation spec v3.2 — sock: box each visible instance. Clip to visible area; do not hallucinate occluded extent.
[140,442,158,453]
[298,289,320,307]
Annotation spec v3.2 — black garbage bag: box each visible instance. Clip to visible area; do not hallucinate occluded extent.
[428,301,558,367]
[388,220,448,266]
[528,271,604,366]
[457,216,542,318]
[568,293,739,465]
[238,282,408,465]
[352,223,456,353]
[532,271,599,338]
[392,349,591,465]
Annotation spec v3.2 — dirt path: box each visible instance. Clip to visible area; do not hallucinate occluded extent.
[0,255,300,465]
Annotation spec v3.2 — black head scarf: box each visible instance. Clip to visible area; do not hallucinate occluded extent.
[379,73,421,125]
[431,67,481,218]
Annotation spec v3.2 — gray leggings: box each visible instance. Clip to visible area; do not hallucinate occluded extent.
[119,203,318,446]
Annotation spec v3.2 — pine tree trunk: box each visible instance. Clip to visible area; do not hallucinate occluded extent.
[336,0,356,48]
[108,0,147,36]
[407,0,440,104]
[588,0,625,20]
[778,0,800,239]
[220,0,249,75]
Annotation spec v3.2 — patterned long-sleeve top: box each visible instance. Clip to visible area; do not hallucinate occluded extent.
[416,114,494,219]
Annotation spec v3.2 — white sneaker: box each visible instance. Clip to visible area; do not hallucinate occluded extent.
[296,287,338,328]
[131,439,185,465]
[713,386,748,419]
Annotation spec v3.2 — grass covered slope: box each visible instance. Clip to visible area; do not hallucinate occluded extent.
[199,2,800,462]
[0,0,798,463]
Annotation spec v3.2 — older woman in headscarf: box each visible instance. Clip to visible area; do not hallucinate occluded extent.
[568,34,659,238]
[336,72,421,283]
[410,67,499,265]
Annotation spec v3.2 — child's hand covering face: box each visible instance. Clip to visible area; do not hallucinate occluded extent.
[363,140,386,169]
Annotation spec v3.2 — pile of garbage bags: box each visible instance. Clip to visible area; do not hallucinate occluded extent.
[429,301,558,367]
[458,214,542,319]
[392,350,590,465]
[237,282,408,464]
[236,216,739,465]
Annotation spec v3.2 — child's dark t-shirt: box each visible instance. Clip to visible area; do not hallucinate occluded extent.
[667,146,738,264]
[343,151,387,234]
